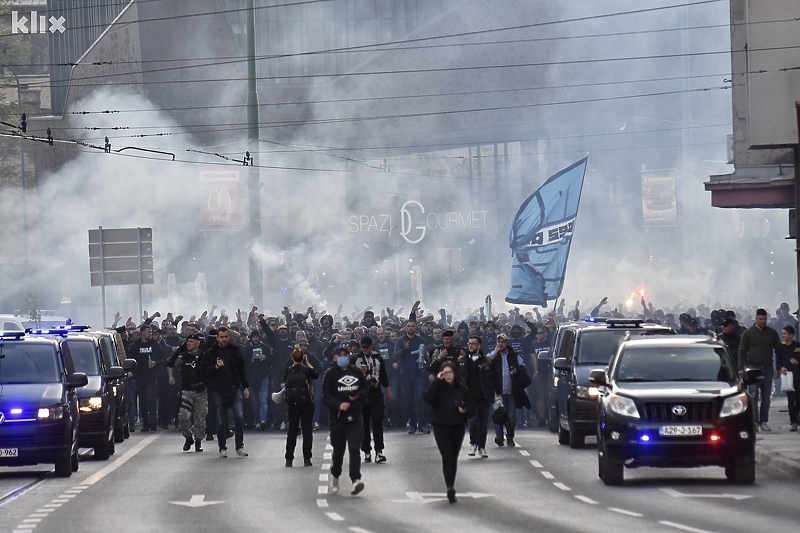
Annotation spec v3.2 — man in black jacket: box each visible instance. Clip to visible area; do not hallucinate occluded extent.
[199,327,250,457]
[165,332,207,452]
[490,333,531,447]
[129,324,164,432]
[242,330,272,430]
[351,337,393,464]
[323,346,368,496]
[459,335,494,458]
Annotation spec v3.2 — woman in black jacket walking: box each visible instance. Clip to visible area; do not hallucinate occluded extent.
[423,361,476,503]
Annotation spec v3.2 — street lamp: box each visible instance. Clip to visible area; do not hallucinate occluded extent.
[1,64,28,265]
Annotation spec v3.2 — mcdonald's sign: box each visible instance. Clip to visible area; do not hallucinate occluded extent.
[199,169,242,229]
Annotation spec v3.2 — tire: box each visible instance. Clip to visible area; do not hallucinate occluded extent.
[70,449,79,472]
[569,426,585,449]
[599,449,623,485]
[123,422,131,439]
[558,420,570,445]
[95,431,111,460]
[549,407,559,433]
[114,418,125,443]
[726,457,756,484]
[108,435,116,456]
[54,454,72,478]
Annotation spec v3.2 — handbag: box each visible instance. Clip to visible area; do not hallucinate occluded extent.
[492,404,509,425]
[781,371,795,392]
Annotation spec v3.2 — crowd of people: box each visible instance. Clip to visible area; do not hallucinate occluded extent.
[109,296,800,499]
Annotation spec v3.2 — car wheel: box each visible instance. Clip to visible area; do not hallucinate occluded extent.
[70,449,79,472]
[549,407,559,433]
[109,435,116,456]
[54,455,72,478]
[114,418,125,443]
[568,413,585,449]
[726,456,756,484]
[558,419,570,445]
[599,449,623,485]
[95,432,111,460]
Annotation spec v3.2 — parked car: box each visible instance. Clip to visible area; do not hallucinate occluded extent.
[0,330,88,477]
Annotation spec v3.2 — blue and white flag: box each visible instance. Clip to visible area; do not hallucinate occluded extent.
[505,157,588,307]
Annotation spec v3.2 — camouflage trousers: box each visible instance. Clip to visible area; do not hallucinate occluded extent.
[178,390,208,441]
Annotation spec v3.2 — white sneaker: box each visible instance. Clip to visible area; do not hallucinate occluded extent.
[330,476,339,494]
[236,447,248,457]
[479,447,488,458]
[467,444,477,456]
[219,449,228,458]
[351,478,365,496]
[760,422,772,432]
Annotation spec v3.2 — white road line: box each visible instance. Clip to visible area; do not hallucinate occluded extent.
[58,494,76,498]
[541,471,555,480]
[318,485,328,495]
[316,499,329,508]
[29,515,48,519]
[51,499,69,503]
[325,444,333,450]
[326,512,345,521]
[574,495,598,505]
[84,434,158,486]
[22,519,42,523]
[34,509,54,514]
[608,507,643,517]
[42,504,61,508]
[349,528,376,533]
[529,460,542,468]
[553,482,571,491]
[659,521,717,533]
[321,463,331,470]
[324,452,332,460]
[519,450,530,457]
[319,474,329,482]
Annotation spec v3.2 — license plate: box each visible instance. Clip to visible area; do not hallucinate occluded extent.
[659,425,702,437]
[0,448,19,457]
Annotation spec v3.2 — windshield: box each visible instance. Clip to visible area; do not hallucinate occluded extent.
[0,344,60,384]
[615,346,736,382]
[68,339,101,375]
[576,330,628,365]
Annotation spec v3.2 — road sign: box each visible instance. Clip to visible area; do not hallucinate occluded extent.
[89,242,153,258]
[88,227,154,287]
[90,271,155,286]
[88,227,152,245]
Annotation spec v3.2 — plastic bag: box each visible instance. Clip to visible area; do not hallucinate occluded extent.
[781,371,795,392]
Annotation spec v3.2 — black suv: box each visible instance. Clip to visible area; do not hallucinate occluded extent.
[0,330,88,477]
[592,336,763,485]
[553,319,673,448]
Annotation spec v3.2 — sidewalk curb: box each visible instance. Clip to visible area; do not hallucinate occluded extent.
[755,444,800,478]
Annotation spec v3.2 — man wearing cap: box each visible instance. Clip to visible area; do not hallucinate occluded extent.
[351,336,393,463]
[482,322,498,352]
[719,318,741,367]
[428,330,466,377]
[490,332,531,447]
[165,333,208,452]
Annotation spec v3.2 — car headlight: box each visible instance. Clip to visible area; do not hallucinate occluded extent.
[575,385,599,399]
[79,397,103,412]
[608,394,639,418]
[720,393,748,418]
[37,406,65,420]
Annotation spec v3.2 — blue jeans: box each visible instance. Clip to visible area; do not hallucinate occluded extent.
[253,379,270,424]
[402,369,429,431]
[748,368,773,424]
[210,389,245,451]
[493,393,517,440]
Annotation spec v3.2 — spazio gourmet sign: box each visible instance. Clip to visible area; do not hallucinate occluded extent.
[349,200,497,244]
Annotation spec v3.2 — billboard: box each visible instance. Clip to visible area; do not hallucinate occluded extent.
[199,168,242,229]
[641,169,678,227]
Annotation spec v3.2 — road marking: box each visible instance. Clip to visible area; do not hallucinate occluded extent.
[519,450,530,457]
[349,528,376,533]
[575,495,598,504]
[324,452,332,460]
[659,521,718,533]
[318,485,328,495]
[319,474,329,482]
[58,494,76,498]
[553,482,571,491]
[326,444,333,450]
[541,471,555,479]
[529,460,542,468]
[52,499,70,503]
[608,507,643,517]
[321,463,331,470]
[316,499,328,508]
[84,434,158,486]
[660,488,752,500]
[169,495,223,508]
[326,512,345,521]
[43,504,61,508]
[23,519,42,523]
[34,509,54,514]
[390,491,493,503]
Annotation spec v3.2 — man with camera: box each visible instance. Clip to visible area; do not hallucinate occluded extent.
[283,345,319,467]
[323,346,369,496]
[351,336,393,464]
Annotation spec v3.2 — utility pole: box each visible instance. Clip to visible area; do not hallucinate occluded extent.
[246,0,263,307]
[794,101,800,314]
[1,65,28,265]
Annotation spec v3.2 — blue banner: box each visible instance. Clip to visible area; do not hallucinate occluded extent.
[505,157,588,307]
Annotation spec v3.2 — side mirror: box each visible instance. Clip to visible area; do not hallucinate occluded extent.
[122,359,137,371]
[107,366,125,379]
[554,357,570,371]
[742,366,765,385]
[589,369,607,386]
[69,372,89,388]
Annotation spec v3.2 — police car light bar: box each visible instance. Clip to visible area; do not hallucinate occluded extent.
[26,328,71,336]
[605,319,644,328]
[50,325,91,332]
[584,317,608,323]
[0,330,26,339]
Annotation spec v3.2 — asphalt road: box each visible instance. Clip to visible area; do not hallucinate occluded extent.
[2,427,798,533]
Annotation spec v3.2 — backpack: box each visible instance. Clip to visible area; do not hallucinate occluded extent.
[284,366,310,406]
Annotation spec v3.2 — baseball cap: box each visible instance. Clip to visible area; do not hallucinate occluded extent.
[360,336,373,347]
[348,339,359,346]
[278,325,288,330]
[496,333,509,341]
[187,332,202,341]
